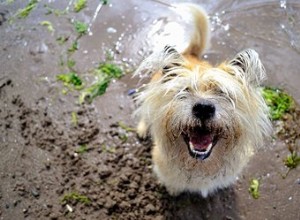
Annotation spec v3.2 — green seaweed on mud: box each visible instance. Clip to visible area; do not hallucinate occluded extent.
[281,151,300,179]
[79,63,122,103]
[71,111,78,126]
[118,121,136,132]
[67,59,76,70]
[68,41,79,54]
[61,192,91,205]
[249,178,260,199]
[15,0,39,19]
[57,72,83,90]
[118,133,128,143]
[79,78,109,103]
[102,0,109,5]
[284,151,300,169]
[74,20,88,35]
[56,36,69,45]
[261,87,294,120]
[40,21,54,33]
[44,4,66,16]
[74,0,87,12]
[75,144,88,154]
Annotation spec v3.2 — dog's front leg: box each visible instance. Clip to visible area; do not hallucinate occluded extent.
[137,118,149,139]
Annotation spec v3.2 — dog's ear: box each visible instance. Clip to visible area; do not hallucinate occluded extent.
[162,45,183,75]
[229,49,266,86]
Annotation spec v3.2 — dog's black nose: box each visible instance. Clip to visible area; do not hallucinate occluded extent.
[192,101,215,120]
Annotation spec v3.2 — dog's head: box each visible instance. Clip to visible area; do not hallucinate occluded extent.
[135,47,271,161]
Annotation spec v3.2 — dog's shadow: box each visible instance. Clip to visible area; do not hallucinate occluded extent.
[159,186,239,220]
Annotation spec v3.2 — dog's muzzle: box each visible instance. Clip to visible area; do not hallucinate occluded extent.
[182,100,218,160]
[183,126,218,160]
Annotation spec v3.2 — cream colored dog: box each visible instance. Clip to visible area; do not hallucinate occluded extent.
[134,3,271,197]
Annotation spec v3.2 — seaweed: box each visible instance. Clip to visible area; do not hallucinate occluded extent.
[56,36,69,45]
[61,192,91,205]
[261,87,293,120]
[56,72,83,90]
[68,41,79,54]
[74,0,87,12]
[118,121,136,132]
[249,178,260,199]
[284,151,300,169]
[102,0,108,5]
[75,144,88,154]
[15,0,39,19]
[74,21,88,36]
[71,111,78,126]
[67,59,76,70]
[40,21,54,33]
[44,4,66,16]
[79,63,122,103]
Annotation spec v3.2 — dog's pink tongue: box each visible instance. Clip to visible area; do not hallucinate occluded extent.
[190,134,212,151]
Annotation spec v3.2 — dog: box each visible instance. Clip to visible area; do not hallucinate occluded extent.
[134,3,271,197]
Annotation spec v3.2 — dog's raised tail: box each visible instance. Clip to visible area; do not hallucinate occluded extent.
[172,3,211,57]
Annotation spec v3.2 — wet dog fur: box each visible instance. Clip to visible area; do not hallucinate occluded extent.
[134,3,271,197]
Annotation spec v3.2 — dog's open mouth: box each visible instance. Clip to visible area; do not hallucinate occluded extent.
[183,127,218,160]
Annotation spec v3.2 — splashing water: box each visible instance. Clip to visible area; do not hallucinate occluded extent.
[65,0,75,12]
[280,0,287,9]
[88,1,104,36]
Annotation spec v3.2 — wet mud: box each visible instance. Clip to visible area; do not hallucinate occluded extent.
[0,0,300,219]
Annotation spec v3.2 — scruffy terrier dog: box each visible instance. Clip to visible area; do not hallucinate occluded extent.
[134,3,271,197]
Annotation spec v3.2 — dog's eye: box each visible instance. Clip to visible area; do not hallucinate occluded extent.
[216,89,225,95]
[183,87,190,92]
[176,87,190,100]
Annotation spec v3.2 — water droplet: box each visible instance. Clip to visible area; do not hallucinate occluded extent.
[138,50,143,56]
[223,24,230,31]
[107,27,117,33]
[280,0,286,9]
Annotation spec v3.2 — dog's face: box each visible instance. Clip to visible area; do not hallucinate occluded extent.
[135,47,271,162]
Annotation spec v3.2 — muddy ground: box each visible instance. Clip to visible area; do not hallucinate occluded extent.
[0,0,300,219]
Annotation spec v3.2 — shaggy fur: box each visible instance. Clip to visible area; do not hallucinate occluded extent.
[134,3,271,197]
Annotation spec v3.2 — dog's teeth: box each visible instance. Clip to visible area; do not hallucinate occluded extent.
[207,143,212,151]
[189,142,213,155]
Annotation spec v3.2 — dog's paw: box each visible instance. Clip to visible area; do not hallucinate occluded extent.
[166,187,181,197]
[137,120,149,140]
